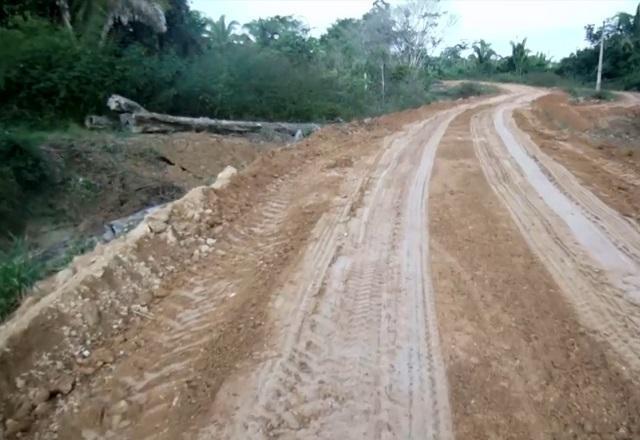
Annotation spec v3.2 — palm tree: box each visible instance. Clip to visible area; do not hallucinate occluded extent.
[57,0,167,43]
[509,38,530,75]
[99,0,167,43]
[209,15,239,46]
[471,39,496,72]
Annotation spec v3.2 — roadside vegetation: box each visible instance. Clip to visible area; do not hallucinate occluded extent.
[0,238,42,319]
[565,87,617,102]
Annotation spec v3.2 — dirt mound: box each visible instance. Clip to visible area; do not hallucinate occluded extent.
[0,165,237,432]
[20,132,262,261]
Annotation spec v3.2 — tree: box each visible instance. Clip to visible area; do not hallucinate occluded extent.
[509,38,530,75]
[56,0,73,33]
[64,0,167,43]
[99,0,167,43]
[161,0,210,56]
[209,15,238,47]
[470,39,496,72]
[393,0,448,70]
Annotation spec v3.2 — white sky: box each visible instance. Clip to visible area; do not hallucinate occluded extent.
[190,0,639,60]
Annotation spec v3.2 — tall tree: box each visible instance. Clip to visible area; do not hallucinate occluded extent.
[99,0,167,43]
[210,15,238,46]
[471,39,496,72]
[393,0,448,70]
[509,38,530,75]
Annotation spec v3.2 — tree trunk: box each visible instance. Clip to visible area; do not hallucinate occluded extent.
[120,111,320,136]
[102,95,320,138]
[381,62,385,106]
[596,21,605,92]
[56,0,73,33]
[100,14,115,46]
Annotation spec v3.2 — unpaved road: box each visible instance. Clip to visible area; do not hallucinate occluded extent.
[3,86,640,439]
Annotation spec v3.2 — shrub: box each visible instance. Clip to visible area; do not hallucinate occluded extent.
[565,87,617,102]
[0,237,42,319]
[440,82,499,99]
[0,129,49,235]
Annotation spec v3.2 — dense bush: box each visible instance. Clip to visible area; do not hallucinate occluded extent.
[0,129,49,234]
[440,82,498,99]
[0,18,187,125]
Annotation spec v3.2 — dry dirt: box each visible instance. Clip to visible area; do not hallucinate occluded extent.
[514,92,640,224]
[2,86,640,439]
[23,132,263,254]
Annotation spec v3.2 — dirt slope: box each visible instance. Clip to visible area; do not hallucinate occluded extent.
[2,87,640,439]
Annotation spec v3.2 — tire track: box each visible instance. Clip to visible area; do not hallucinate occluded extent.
[205,95,511,440]
[471,89,640,371]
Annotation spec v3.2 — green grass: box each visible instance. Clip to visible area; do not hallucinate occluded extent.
[0,237,42,319]
[564,87,617,102]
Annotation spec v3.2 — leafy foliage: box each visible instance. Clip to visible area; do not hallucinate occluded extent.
[558,4,640,89]
[0,0,459,126]
[0,237,42,319]
[0,129,48,234]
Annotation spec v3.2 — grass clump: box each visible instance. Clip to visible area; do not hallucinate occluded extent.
[0,238,42,319]
[565,87,617,102]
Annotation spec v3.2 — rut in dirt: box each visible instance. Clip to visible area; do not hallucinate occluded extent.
[472,90,640,372]
[204,95,512,440]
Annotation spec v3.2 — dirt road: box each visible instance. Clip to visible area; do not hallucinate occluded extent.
[2,86,640,439]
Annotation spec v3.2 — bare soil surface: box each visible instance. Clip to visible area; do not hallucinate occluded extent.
[2,86,640,439]
[22,132,263,255]
[515,92,640,224]
[431,108,640,440]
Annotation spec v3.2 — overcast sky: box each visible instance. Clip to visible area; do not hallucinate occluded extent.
[190,0,639,60]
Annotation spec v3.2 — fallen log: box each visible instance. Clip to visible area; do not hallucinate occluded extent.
[84,115,117,130]
[107,94,147,113]
[120,111,320,136]
[104,94,320,137]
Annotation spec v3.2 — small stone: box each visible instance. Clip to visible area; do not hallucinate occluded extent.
[137,290,153,306]
[199,244,210,254]
[13,400,32,419]
[55,268,74,285]
[205,238,216,246]
[33,402,51,417]
[78,366,97,376]
[15,377,25,390]
[30,388,50,406]
[93,348,115,366]
[112,400,129,415]
[111,414,123,430]
[5,418,31,435]
[147,220,167,234]
[584,422,594,433]
[52,375,75,395]
[82,349,91,358]
[81,302,100,327]
[153,289,169,298]
[615,427,629,439]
